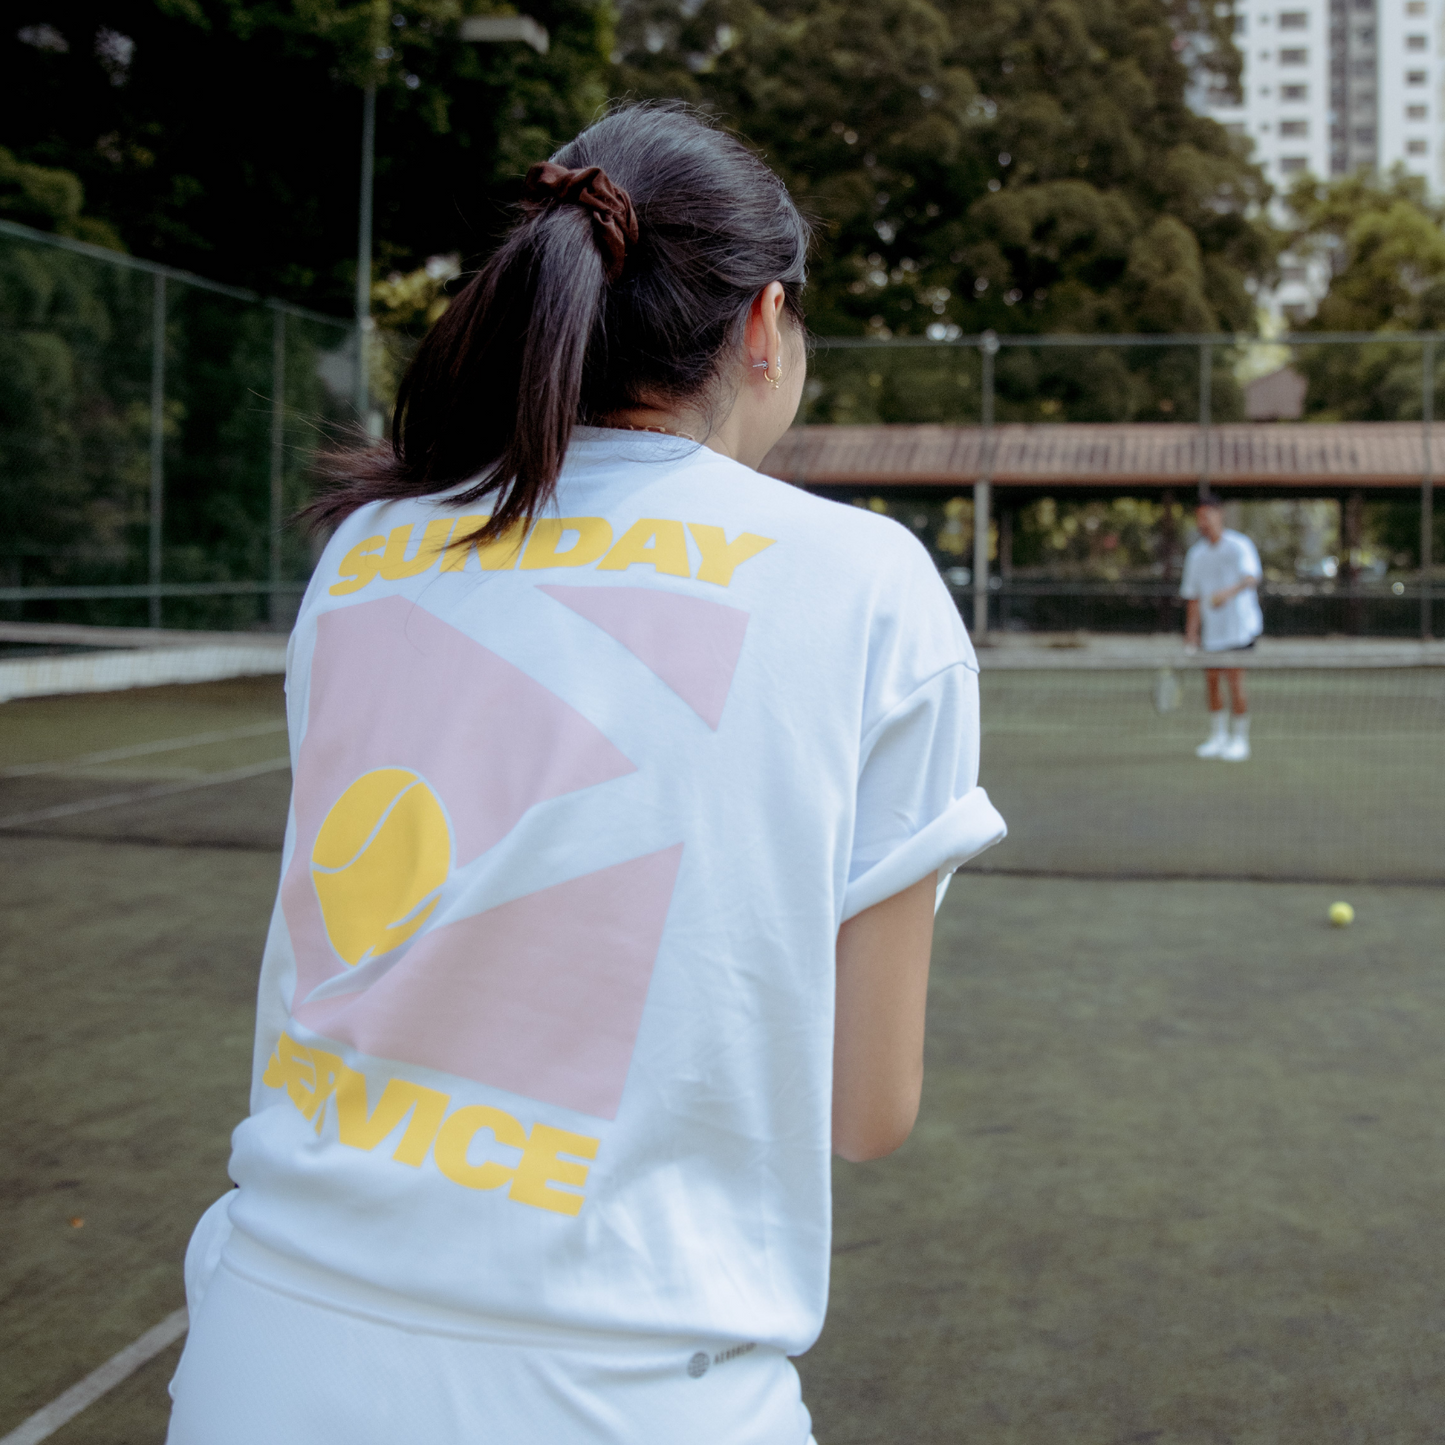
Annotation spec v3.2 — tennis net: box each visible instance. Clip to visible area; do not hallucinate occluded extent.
[974,636,1445,884]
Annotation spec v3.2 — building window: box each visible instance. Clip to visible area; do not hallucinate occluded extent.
[1408,138,1429,153]
[1279,9,1308,24]
[1225,122,1248,135]
[1280,155,1309,171]
[1280,119,1309,135]
[1407,33,1428,48]
[1407,0,1425,13]
[1408,69,1427,83]
[1282,83,1309,98]
[1280,46,1308,62]
[1408,103,1428,118]
[1351,58,1374,74]
[1354,125,1377,141]
[1281,265,1309,281]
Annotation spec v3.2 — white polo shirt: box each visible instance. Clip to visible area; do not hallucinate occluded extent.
[1181,528,1263,651]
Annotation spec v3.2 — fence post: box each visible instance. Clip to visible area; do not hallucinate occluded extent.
[1198,341,1212,502]
[354,82,376,427]
[1423,337,1435,641]
[148,273,166,629]
[269,307,286,628]
[975,331,999,638]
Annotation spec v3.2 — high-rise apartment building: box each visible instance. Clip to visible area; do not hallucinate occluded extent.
[1200,0,1444,192]
[1197,0,1442,313]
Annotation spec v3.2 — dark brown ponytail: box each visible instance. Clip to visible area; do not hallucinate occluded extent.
[307,103,810,541]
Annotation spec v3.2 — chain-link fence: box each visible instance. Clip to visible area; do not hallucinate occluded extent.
[801,332,1442,639]
[817,492,1444,639]
[1,219,357,633]
[3,220,1441,638]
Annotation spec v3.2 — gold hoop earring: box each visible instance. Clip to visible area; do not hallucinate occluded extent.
[765,362,783,390]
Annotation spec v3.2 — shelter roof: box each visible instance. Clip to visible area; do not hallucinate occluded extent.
[761,422,1436,491]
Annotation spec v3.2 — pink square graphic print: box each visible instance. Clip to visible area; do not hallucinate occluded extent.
[538,585,749,730]
[297,843,683,1120]
[283,595,679,1117]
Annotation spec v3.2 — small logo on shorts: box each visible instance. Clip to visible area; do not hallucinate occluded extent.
[714,1342,756,1366]
[687,1352,710,1379]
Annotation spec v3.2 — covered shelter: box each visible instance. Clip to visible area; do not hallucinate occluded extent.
[760,421,1437,635]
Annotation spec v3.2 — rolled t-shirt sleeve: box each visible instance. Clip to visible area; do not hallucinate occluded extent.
[842,661,1006,922]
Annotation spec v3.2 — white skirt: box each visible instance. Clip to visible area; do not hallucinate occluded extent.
[167,1198,816,1445]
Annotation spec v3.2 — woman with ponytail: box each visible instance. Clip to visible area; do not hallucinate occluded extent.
[167,103,1004,1445]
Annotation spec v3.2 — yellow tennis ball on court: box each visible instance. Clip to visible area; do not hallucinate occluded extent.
[1328,901,1355,928]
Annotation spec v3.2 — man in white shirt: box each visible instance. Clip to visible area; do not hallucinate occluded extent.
[1179,492,1263,761]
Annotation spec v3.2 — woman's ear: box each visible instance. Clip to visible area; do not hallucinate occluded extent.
[745,282,788,375]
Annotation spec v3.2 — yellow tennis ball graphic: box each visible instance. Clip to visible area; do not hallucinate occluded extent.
[311,768,452,966]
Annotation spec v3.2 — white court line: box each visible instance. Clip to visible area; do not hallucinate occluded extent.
[1,720,288,779]
[0,757,291,830]
[0,1308,188,1445]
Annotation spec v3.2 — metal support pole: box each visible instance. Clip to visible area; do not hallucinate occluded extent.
[975,331,999,638]
[1343,488,1365,635]
[269,307,286,628]
[148,273,166,629]
[973,481,991,638]
[1423,337,1434,640]
[1198,342,1212,502]
[1158,487,1178,633]
[354,82,376,426]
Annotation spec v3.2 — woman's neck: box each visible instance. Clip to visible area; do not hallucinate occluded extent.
[597,405,736,460]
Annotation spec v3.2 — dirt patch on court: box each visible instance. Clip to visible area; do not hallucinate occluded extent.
[0,835,274,1440]
[804,875,1445,1445]
[3,672,1444,1442]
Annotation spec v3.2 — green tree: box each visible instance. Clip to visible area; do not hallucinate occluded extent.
[4,0,613,311]
[4,0,613,622]
[0,154,148,613]
[1286,168,1445,420]
[1,144,124,248]
[616,0,1274,342]
[1283,168,1445,571]
[615,0,1275,422]
[0,145,355,624]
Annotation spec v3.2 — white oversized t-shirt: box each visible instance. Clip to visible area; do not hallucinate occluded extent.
[216,428,1005,1432]
[1180,528,1264,651]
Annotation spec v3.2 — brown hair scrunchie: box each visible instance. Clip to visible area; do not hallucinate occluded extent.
[523,162,639,283]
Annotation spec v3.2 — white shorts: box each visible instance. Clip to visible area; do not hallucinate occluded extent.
[167,1201,815,1445]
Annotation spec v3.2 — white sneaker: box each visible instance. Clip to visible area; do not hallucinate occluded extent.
[1196,734,1228,759]
[1220,735,1251,762]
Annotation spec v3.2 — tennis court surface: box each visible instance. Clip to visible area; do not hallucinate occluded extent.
[1,637,1441,1443]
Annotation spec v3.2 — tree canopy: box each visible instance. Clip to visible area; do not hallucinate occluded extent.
[1287,169,1445,334]
[1285,169,1445,423]
[609,0,1276,425]
[5,0,1274,342]
[4,0,613,312]
[616,0,1272,341]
